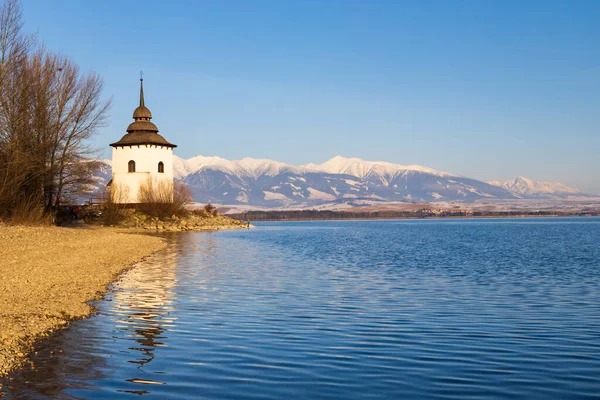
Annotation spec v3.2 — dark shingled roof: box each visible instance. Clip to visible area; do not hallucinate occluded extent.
[133,105,152,119]
[126,120,159,133]
[110,131,175,148]
[110,78,177,148]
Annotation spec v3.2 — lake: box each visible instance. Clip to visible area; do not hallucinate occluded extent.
[4,218,600,399]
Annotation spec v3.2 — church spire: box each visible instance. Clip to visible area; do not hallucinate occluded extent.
[132,72,152,121]
[139,71,145,108]
[109,73,177,148]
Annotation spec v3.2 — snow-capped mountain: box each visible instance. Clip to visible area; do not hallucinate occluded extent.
[90,155,591,206]
[170,155,514,205]
[173,155,304,180]
[303,155,448,179]
[487,176,584,198]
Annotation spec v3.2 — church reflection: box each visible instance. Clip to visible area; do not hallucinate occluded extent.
[112,248,178,370]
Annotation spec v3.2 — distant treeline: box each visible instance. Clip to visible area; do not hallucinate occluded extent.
[228,209,596,221]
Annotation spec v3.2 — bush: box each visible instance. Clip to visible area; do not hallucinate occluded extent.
[137,177,191,219]
[190,203,219,218]
[203,203,218,216]
[102,184,128,225]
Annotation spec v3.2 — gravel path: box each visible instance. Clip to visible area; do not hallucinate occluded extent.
[0,225,166,378]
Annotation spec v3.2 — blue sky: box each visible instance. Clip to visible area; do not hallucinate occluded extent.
[22,0,599,192]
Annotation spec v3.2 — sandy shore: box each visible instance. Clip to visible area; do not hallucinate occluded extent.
[0,225,167,378]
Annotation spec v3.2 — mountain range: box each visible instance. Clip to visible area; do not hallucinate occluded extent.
[91,155,593,206]
[487,176,584,197]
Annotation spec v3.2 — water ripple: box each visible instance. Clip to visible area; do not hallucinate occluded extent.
[4,218,600,399]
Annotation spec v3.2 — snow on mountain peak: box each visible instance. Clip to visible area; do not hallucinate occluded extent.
[488,176,581,195]
[173,155,232,178]
[236,157,304,178]
[303,155,450,178]
[173,155,304,179]
[173,154,454,181]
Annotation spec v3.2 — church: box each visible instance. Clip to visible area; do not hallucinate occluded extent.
[109,78,177,203]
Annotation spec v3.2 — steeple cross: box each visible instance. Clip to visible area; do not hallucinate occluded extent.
[139,70,144,81]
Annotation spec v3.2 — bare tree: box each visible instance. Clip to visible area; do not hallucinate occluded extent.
[35,52,110,208]
[0,0,36,216]
[0,0,110,220]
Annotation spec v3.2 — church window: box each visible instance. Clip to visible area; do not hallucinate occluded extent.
[128,160,136,173]
[158,161,164,173]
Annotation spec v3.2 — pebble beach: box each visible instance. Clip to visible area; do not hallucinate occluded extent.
[0,225,167,378]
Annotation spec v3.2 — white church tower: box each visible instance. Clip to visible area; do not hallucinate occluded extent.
[109,77,177,203]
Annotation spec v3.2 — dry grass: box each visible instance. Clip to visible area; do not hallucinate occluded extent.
[101,184,129,225]
[137,178,192,219]
[8,196,54,225]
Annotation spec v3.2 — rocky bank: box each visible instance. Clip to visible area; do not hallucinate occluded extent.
[111,210,249,232]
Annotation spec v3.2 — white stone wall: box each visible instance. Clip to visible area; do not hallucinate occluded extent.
[111,145,174,203]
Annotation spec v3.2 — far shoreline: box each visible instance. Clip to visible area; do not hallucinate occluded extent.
[229,214,599,223]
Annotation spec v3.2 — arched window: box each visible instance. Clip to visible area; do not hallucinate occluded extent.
[128,160,136,173]
[158,161,164,173]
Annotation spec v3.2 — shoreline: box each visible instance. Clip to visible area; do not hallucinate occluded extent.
[228,214,598,222]
[0,225,168,379]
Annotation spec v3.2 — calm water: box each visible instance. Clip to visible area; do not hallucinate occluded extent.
[4,218,600,399]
